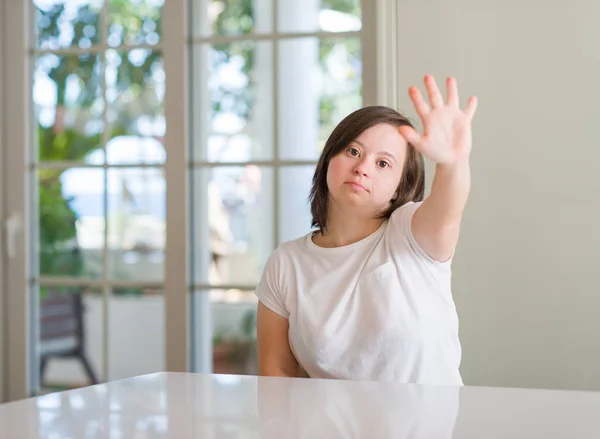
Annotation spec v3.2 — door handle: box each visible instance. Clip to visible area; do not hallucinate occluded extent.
[4,212,22,259]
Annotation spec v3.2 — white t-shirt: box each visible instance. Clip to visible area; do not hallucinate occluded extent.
[255,201,463,386]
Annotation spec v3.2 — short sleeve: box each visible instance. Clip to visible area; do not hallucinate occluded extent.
[254,249,290,319]
[388,201,454,265]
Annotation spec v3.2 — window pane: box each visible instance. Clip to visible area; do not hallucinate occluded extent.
[108,0,163,46]
[277,0,361,33]
[279,166,316,244]
[36,287,103,394]
[191,289,257,375]
[192,0,272,36]
[107,168,165,282]
[278,37,362,160]
[35,0,103,50]
[192,42,273,163]
[38,168,105,278]
[109,287,164,380]
[34,54,104,163]
[193,167,274,286]
[106,49,165,165]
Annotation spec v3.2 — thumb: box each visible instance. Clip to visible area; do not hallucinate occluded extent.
[398,125,424,150]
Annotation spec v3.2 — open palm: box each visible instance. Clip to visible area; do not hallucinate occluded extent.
[398,75,478,166]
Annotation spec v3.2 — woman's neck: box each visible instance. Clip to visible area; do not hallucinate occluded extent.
[313,204,385,248]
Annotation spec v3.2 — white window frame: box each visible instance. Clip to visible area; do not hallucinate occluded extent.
[2,0,30,402]
[0,0,6,405]
[0,0,397,401]
[163,0,189,373]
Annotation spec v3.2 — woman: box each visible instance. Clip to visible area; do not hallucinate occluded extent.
[255,75,478,385]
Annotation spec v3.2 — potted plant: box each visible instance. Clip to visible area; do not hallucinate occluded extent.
[212,309,257,374]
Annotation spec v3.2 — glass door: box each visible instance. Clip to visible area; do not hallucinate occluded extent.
[0,0,171,396]
[187,0,368,375]
[2,0,382,400]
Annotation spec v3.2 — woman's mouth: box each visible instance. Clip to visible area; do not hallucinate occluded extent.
[345,181,367,192]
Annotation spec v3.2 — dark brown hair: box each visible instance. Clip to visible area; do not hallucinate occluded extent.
[309,105,425,231]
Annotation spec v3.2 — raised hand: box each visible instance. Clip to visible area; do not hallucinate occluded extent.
[398,75,478,167]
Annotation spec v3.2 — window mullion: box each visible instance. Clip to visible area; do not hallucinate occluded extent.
[3,0,30,401]
[0,0,6,404]
[30,43,164,57]
[272,0,280,248]
[98,0,110,385]
[190,30,361,45]
[163,0,189,373]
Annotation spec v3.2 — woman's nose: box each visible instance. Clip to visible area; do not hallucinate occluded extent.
[354,161,369,176]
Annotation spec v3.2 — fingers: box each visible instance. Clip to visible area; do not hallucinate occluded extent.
[411,75,477,116]
[464,95,478,119]
[397,125,424,150]
[408,86,430,117]
[411,75,454,111]
[446,77,459,107]
[424,75,444,108]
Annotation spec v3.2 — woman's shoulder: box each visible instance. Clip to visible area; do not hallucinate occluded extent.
[265,231,313,268]
[387,200,453,266]
[387,200,424,234]
[390,200,423,220]
[255,232,313,317]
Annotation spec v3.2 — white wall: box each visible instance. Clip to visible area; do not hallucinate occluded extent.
[395,0,600,391]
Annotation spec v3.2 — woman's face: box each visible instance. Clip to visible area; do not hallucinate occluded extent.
[326,123,408,216]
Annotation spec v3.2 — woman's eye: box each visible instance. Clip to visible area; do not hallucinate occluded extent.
[348,147,359,156]
[378,160,390,168]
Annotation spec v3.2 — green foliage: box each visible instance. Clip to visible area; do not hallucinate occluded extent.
[323,0,361,15]
[36,2,162,276]
[108,0,163,46]
[212,0,253,35]
[241,308,256,339]
[37,0,361,278]
[38,124,101,162]
[38,169,82,276]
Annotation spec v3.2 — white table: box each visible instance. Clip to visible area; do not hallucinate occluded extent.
[1,372,600,438]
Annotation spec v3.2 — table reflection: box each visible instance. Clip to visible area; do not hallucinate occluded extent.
[257,377,459,439]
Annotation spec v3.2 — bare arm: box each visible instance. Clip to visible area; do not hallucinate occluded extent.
[256,301,299,377]
[412,160,470,261]
[398,75,477,262]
